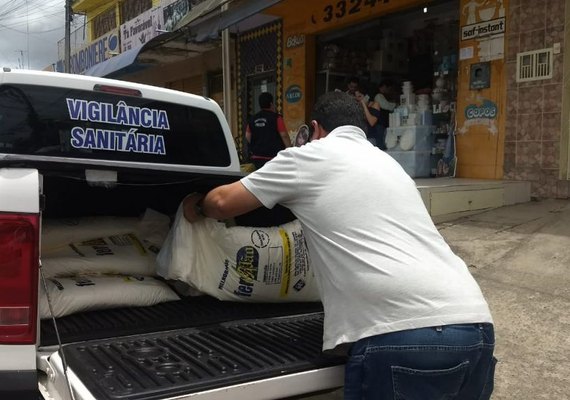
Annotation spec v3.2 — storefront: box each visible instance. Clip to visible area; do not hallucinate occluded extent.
[265,0,509,180]
[313,2,460,177]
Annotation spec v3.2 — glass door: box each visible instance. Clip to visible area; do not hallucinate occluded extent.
[246,72,276,116]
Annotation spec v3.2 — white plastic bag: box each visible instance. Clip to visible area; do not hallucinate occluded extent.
[157,206,319,302]
[39,275,179,319]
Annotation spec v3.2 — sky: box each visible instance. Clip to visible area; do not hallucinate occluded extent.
[0,0,80,70]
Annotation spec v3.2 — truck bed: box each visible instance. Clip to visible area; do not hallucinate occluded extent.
[56,313,344,400]
[40,296,324,346]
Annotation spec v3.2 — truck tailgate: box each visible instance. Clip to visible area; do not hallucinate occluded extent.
[48,314,345,400]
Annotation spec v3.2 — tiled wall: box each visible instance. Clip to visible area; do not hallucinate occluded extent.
[504,0,568,198]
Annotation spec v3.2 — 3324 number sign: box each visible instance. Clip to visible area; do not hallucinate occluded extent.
[321,0,389,23]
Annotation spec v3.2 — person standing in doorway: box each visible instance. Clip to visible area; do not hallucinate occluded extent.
[246,92,291,170]
[183,91,496,400]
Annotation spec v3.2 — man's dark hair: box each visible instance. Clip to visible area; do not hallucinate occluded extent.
[311,91,367,133]
[259,92,273,109]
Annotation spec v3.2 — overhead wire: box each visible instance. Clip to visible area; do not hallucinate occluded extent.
[0,0,66,68]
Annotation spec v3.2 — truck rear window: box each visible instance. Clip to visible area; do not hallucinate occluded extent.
[0,84,231,167]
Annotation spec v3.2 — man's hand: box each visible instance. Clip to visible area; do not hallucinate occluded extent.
[182,193,205,223]
[182,182,264,223]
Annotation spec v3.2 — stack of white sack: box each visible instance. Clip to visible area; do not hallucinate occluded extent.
[40,209,179,319]
[157,205,320,302]
[39,275,180,319]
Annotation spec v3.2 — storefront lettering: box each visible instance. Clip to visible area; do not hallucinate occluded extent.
[285,85,303,103]
[459,100,498,135]
[461,18,505,41]
[465,100,497,119]
[317,0,389,24]
[286,34,305,48]
[56,29,120,74]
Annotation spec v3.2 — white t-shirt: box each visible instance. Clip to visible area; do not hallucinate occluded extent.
[241,125,493,351]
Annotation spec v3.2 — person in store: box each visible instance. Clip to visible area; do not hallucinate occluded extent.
[245,92,291,170]
[374,79,397,114]
[355,90,385,149]
[182,91,496,400]
[373,79,397,148]
[345,76,360,97]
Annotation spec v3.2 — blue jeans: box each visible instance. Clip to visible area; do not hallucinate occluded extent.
[344,323,497,400]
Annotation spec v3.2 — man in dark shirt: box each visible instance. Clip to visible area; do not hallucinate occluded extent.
[246,92,291,169]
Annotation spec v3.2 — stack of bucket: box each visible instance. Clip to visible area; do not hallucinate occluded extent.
[385,81,432,178]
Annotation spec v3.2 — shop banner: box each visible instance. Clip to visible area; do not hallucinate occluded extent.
[161,0,190,32]
[121,7,164,52]
[55,29,120,74]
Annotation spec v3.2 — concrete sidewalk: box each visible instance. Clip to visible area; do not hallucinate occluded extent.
[300,199,570,399]
[438,199,570,399]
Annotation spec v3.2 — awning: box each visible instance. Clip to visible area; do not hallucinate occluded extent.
[175,0,283,42]
[83,0,283,78]
[83,45,149,78]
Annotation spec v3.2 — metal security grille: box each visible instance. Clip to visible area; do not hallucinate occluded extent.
[516,49,553,82]
[236,21,283,162]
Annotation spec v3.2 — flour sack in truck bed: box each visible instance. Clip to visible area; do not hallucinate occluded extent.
[39,275,179,319]
[41,209,171,278]
[42,216,139,252]
[42,233,156,278]
[157,207,319,302]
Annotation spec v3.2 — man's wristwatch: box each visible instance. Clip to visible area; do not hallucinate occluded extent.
[194,198,206,217]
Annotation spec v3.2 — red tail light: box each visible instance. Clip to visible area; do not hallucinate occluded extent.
[0,213,39,344]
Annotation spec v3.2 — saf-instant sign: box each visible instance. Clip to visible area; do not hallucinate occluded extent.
[461,17,505,41]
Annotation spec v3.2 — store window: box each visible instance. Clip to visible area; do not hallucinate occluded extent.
[120,0,153,24]
[92,7,117,39]
[315,1,459,178]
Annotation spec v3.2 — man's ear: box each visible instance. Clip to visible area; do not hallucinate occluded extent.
[311,120,328,141]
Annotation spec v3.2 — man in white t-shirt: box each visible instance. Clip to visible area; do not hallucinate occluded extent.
[183,92,496,400]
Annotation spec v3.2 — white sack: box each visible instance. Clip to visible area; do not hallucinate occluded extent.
[39,275,179,319]
[41,209,171,278]
[41,233,157,278]
[42,208,170,253]
[42,216,139,252]
[157,206,319,302]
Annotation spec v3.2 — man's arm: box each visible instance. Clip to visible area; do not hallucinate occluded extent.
[374,93,396,111]
[245,124,252,144]
[183,181,263,222]
[277,116,292,147]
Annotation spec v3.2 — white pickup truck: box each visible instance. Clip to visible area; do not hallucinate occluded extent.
[0,69,344,400]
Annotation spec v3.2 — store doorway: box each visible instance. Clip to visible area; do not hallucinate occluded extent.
[246,72,276,116]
